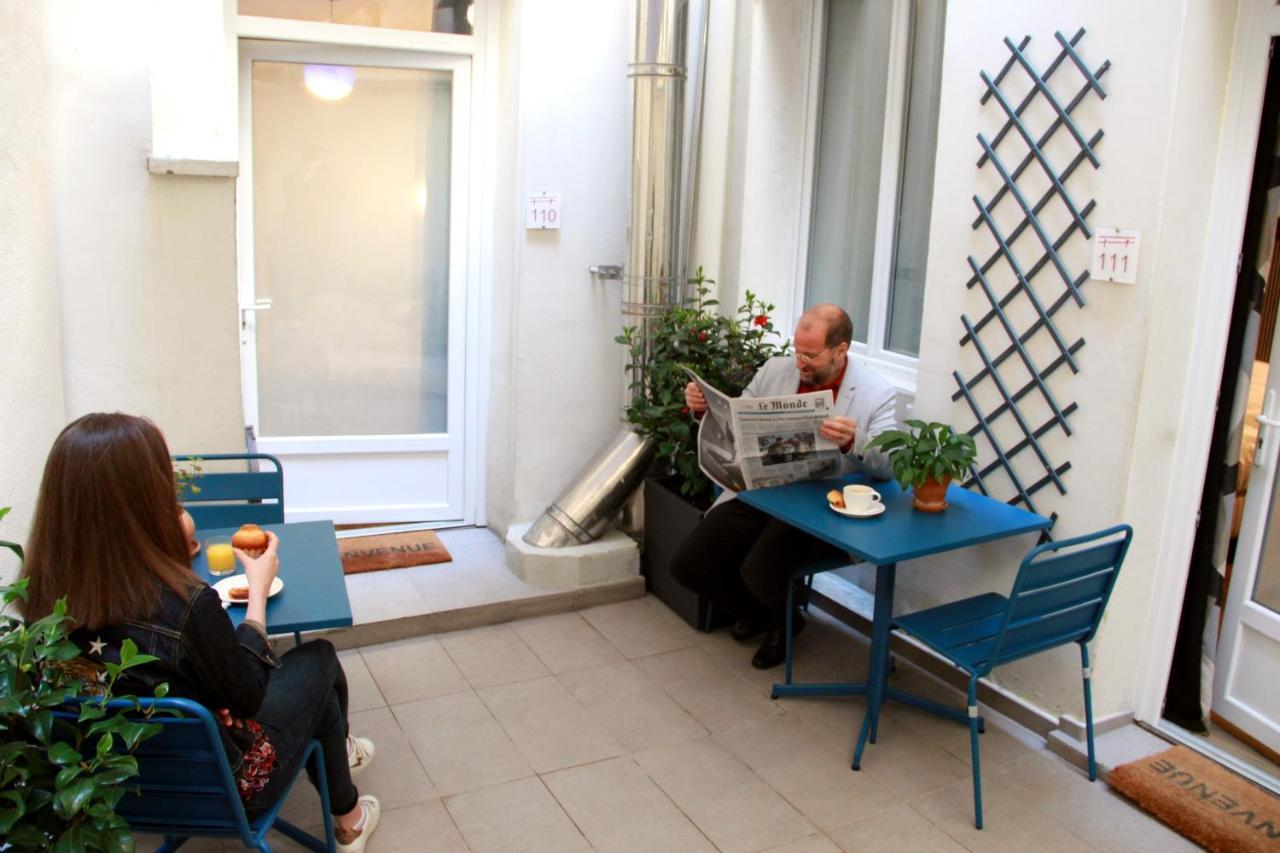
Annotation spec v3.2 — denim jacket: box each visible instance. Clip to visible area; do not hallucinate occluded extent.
[71,581,281,773]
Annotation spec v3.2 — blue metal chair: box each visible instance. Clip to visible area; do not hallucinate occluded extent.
[174,453,285,529]
[57,697,334,852]
[888,524,1133,829]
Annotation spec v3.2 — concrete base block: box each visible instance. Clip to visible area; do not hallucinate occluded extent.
[504,522,640,588]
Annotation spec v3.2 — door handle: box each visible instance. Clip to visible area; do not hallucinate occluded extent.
[240,298,273,329]
[1256,390,1280,470]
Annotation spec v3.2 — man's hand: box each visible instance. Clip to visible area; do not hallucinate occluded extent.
[821,416,858,453]
[684,381,708,414]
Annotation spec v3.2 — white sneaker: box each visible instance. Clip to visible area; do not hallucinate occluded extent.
[347,735,375,778]
[335,795,381,853]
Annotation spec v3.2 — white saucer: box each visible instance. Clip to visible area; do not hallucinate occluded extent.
[829,501,886,519]
[213,574,284,605]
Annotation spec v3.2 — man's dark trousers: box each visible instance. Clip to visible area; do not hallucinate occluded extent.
[670,498,847,626]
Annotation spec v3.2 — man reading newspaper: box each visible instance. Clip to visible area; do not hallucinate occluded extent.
[671,304,898,669]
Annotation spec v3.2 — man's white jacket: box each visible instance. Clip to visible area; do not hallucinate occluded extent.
[710,355,899,509]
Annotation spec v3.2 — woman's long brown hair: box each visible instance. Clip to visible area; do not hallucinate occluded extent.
[19,413,196,629]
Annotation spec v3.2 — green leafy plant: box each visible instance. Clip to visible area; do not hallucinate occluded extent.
[866,420,979,490]
[0,506,167,851]
[173,457,203,498]
[616,268,790,507]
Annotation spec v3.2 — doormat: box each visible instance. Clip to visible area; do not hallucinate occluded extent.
[339,531,452,575]
[1108,745,1280,851]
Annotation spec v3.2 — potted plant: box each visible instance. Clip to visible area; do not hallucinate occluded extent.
[616,269,790,626]
[867,420,978,512]
[0,505,166,850]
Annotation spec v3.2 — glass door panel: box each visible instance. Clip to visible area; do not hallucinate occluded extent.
[251,60,451,438]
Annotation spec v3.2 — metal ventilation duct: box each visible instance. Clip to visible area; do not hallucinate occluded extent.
[522,0,695,548]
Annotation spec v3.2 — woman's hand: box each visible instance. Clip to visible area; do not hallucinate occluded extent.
[235,531,280,594]
[234,531,279,627]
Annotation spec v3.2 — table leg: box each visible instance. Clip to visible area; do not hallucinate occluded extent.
[853,562,895,769]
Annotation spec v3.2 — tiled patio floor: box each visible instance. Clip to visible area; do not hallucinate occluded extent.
[138,594,1195,852]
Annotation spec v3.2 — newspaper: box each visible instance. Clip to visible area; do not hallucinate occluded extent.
[685,368,842,493]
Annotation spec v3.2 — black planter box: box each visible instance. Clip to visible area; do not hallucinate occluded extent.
[642,477,729,631]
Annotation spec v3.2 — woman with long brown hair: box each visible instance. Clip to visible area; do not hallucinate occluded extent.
[20,413,380,850]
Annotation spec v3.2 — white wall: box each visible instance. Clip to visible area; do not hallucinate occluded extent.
[0,2,65,584]
[910,0,1237,717]
[42,3,245,464]
[703,0,1240,718]
[486,0,634,533]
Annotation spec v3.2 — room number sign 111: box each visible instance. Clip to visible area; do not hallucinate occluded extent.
[526,192,562,230]
[1090,227,1141,285]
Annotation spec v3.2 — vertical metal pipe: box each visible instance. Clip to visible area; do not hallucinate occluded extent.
[523,0,693,548]
[625,0,691,391]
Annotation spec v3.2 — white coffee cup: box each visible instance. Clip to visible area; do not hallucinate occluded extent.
[842,484,882,512]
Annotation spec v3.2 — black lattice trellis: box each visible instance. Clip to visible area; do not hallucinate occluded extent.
[954,30,1110,527]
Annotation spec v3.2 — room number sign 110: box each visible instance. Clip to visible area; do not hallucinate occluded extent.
[526,192,562,230]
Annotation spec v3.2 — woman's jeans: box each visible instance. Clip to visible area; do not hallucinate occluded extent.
[245,639,358,817]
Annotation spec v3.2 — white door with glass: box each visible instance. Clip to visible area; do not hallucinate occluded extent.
[238,41,469,524]
[1215,318,1280,753]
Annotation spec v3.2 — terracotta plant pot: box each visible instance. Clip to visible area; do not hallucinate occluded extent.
[912,476,952,512]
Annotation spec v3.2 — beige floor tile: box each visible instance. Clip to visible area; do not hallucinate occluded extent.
[716,715,901,831]
[884,673,1034,772]
[985,752,1200,852]
[760,833,844,853]
[786,695,867,755]
[339,647,387,712]
[392,691,533,796]
[827,804,966,853]
[511,611,625,673]
[445,777,591,853]
[409,556,547,612]
[543,755,717,853]
[581,596,702,658]
[366,799,469,853]
[345,568,433,625]
[909,768,1095,853]
[634,736,817,853]
[634,645,782,732]
[439,623,551,688]
[359,634,470,705]
[697,614,871,694]
[277,705,439,826]
[847,715,973,800]
[436,525,505,549]
[478,675,623,772]
[558,660,708,752]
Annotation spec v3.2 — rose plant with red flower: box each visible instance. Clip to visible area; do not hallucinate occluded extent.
[616,268,790,507]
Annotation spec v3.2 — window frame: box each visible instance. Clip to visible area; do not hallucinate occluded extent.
[794,0,926,394]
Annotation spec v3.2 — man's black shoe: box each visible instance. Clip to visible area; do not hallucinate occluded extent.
[751,613,806,670]
[730,618,768,643]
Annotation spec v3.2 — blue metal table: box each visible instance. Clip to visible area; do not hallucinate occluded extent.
[191,520,353,637]
[737,475,1050,769]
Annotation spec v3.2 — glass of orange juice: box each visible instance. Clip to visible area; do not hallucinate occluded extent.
[205,536,236,577]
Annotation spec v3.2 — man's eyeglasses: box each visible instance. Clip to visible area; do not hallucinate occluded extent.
[795,347,832,365]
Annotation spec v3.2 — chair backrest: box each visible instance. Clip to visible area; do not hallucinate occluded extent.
[986,524,1133,671]
[54,697,255,840]
[175,452,284,528]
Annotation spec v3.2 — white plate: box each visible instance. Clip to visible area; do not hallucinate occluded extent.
[213,575,284,605]
[828,501,886,519]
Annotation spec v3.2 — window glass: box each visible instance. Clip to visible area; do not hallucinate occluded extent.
[807,0,946,357]
[805,0,894,344]
[886,0,946,356]
[240,0,474,35]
